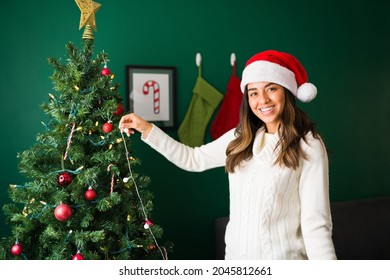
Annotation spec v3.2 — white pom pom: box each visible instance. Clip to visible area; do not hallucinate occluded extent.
[296,83,317,102]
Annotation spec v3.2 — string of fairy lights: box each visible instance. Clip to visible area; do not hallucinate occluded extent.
[120,131,167,260]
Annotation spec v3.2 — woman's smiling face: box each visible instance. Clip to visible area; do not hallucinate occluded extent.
[247,82,286,134]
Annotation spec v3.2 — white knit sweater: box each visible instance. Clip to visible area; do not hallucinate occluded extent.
[142,124,337,260]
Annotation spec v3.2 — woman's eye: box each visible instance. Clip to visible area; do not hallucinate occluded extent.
[267,87,276,92]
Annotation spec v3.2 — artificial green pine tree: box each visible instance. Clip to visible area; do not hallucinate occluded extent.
[0,7,171,260]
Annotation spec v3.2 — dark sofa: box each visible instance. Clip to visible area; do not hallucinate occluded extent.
[215,196,390,260]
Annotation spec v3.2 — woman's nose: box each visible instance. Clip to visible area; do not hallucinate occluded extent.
[258,91,269,104]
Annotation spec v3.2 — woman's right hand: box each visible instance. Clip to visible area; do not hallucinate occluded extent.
[118,113,153,139]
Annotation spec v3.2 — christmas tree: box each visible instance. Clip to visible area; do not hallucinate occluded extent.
[0,0,170,260]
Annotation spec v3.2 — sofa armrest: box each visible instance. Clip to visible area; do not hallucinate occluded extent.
[215,216,229,260]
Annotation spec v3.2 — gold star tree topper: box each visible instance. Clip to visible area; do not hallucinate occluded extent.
[75,0,101,31]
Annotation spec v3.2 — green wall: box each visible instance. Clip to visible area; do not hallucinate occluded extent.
[1,0,389,259]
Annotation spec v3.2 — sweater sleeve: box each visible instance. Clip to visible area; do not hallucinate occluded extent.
[142,124,234,172]
[299,136,337,260]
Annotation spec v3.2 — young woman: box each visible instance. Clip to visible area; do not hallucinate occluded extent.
[119,50,337,260]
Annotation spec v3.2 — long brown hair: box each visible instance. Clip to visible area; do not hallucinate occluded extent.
[225,87,320,173]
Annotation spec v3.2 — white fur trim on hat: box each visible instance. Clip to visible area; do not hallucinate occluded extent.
[296,83,317,103]
[241,60,298,95]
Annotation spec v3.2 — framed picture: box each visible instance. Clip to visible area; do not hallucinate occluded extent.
[126,65,176,129]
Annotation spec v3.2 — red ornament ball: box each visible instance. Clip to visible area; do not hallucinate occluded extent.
[101,67,111,76]
[10,243,23,256]
[84,188,96,201]
[72,251,84,260]
[147,245,156,251]
[102,122,113,133]
[54,203,72,221]
[114,103,124,116]
[58,172,72,186]
[144,219,154,229]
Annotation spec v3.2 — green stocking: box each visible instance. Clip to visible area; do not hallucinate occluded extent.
[178,70,223,147]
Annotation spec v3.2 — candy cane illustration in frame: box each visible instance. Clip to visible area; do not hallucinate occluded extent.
[143,80,160,114]
[126,65,177,128]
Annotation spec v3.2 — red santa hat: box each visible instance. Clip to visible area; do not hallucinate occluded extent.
[240,50,317,102]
